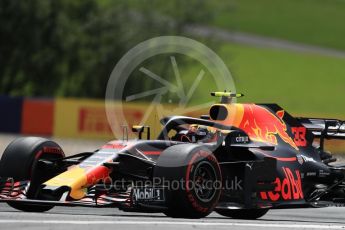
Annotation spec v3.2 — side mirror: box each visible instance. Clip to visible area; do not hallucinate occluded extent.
[132,125,151,140]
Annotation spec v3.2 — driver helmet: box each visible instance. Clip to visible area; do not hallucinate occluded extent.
[182,125,214,143]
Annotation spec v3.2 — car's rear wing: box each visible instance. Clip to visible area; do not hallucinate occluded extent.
[297,117,345,139]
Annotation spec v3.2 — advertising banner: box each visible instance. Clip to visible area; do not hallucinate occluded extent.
[0,96,23,133]
[21,98,54,136]
[53,98,208,140]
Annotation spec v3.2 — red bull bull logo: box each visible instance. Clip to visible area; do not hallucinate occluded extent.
[238,104,298,150]
[211,104,299,150]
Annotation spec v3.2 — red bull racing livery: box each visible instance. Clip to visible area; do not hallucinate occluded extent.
[1,92,345,219]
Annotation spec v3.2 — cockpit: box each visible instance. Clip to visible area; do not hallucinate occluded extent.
[157,116,235,144]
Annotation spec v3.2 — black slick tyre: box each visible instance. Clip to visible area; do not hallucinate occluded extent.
[154,144,222,218]
[0,137,65,212]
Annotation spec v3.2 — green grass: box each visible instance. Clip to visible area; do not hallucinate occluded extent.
[223,44,345,119]
[180,43,345,119]
[210,0,345,51]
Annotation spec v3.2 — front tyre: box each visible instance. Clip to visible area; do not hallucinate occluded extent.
[0,137,65,212]
[154,144,222,218]
[216,208,269,219]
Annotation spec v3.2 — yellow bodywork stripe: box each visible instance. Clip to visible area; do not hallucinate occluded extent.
[44,166,87,200]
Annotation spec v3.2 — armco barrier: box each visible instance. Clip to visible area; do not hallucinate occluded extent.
[21,98,54,136]
[0,96,23,133]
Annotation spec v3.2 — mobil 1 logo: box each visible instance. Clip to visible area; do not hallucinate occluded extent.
[132,187,165,202]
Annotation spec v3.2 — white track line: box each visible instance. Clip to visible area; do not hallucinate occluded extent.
[0,220,344,229]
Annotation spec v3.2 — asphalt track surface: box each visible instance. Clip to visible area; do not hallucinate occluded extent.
[1,203,345,230]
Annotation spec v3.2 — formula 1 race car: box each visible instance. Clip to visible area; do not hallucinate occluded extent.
[0,92,345,219]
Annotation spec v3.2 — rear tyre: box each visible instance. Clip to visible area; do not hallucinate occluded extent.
[216,208,269,219]
[0,137,65,212]
[154,144,222,218]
